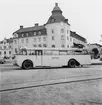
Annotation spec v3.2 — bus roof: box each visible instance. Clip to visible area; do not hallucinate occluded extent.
[20,47,85,51]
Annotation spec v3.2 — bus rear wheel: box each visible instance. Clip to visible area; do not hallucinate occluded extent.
[22,60,33,69]
[68,59,76,68]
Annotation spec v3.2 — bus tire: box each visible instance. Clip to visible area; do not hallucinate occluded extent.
[68,59,76,68]
[22,60,33,69]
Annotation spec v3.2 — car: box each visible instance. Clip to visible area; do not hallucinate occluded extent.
[0,57,5,64]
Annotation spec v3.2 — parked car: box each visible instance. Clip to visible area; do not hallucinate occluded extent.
[0,57,5,64]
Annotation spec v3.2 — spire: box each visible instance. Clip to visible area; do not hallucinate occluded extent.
[52,3,62,14]
[46,3,69,25]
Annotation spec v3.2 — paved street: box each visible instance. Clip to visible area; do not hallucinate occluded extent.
[0,62,102,105]
[0,62,102,90]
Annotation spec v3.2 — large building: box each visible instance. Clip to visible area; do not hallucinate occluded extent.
[12,3,87,54]
[0,38,13,58]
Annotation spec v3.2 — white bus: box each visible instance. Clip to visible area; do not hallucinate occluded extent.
[14,48,91,69]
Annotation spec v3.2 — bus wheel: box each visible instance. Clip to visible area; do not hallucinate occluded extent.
[22,60,33,69]
[68,59,76,68]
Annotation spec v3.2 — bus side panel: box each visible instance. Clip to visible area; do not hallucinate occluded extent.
[16,55,35,68]
[70,55,91,65]
[42,55,68,67]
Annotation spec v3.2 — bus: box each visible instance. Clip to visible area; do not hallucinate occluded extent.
[14,48,91,69]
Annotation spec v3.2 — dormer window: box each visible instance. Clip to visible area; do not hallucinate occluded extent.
[51,18,55,22]
[22,34,24,37]
[38,31,41,35]
[26,33,28,36]
[34,32,36,36]
[14,33,18,37]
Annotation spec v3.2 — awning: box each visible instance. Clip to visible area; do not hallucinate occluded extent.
[73,43,84,48]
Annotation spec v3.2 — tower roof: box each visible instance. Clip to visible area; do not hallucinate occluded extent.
[46,3,69,25]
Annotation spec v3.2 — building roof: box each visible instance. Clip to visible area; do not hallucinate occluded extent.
[88,43,102,47]
[70,31,87,43]
[0,38,13,44]
[6,38,13,43]
[46,3,70,25]
[13,25,46,34]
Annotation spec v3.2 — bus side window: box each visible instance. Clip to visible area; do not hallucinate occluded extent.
[38,50,43,55]
[35,50,37,55]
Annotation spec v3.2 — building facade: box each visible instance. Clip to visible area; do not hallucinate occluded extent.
[0,38,13,58]
[70,31,87,48]
[12,3,87,54]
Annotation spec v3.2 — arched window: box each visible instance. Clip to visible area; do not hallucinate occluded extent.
[61,44,65,48]
[52,45,55,48]
[61,28,64,33]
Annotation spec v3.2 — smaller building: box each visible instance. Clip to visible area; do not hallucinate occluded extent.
[87,43,102,59]
[70,31,87,48]
[0,38,13,58]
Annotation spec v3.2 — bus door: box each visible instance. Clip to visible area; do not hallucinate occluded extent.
[35,50,42,66]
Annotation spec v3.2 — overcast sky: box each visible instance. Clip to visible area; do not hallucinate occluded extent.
[0,0,102,44]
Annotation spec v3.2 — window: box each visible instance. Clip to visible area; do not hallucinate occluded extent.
[22,39,24,43]
[61,35,64,40]
[67,45,69,48]
[4,46,6,49]
[52,36,54,40]
[9,51,11,54]
[38,31,41,35]
[15,48,17,53]
[59,50,67,55]
[33,44,37,47]
[4,51,6,54]
[67,30,69,34]
[43,37,46,41]
[39,37,41,42]
[67,36,69,40]
[51,18,55,22]
[26,33,28,36]
[61,44,65,48]
[34,38,36,42]
[9,45,11,49]
[34,32,36,36]
[70,37,72,41]
[52,45,55,48]
[14,40,17,44]
[38,44,42,47]
[61,28,64,33]
[43,44,47,47]
[52,29,54,33]
[0,52,1,55]
[22,34,24,37]
[26,38,28,43]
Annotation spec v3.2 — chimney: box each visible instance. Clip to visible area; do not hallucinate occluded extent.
[20,25,23,29]
[35,23,39,26]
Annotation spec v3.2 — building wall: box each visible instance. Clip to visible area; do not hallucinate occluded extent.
[0,39,13,58]
[12,34,47,54]
[45,22,70,48]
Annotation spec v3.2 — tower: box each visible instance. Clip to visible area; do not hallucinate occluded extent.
[45,3,70,48]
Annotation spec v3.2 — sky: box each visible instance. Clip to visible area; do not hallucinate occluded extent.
[0,0,102,44]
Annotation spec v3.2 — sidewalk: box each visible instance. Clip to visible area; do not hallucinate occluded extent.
[91,59,102,65]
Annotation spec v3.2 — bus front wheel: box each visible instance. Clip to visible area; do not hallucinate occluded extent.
[22,60,33,69]
[68,59,76,68]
